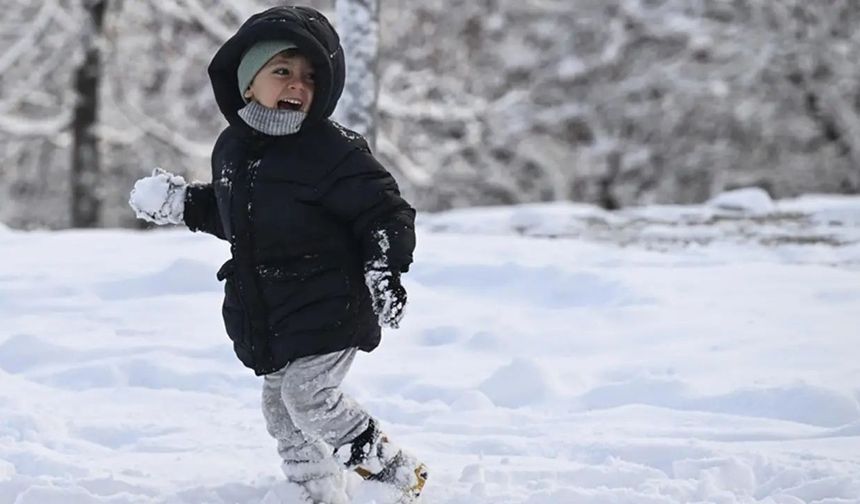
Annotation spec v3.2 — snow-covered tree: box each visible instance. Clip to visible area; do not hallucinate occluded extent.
[333,0,380,150]
[0,0,88,228]
[1,0,859,229]
[376,0,860,210]
[71,0,107,228]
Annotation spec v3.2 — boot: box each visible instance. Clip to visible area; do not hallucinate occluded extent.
[336,419,428,501]
[280,458,350,504]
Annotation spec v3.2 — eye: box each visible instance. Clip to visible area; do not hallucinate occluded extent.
[273,67,291,76]
[306,73,315,82]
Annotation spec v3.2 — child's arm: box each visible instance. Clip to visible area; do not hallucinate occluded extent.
[128,168,226,240]
[181,128,231,240]
[318,149,416,272]
[317,149,416,327]
[184,183,226,240]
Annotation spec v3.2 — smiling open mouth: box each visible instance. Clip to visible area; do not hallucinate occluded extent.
[277,98,303,111]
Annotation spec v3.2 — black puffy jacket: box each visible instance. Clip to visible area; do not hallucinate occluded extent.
[183,6,416,375]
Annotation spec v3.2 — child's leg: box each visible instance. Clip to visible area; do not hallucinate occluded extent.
[262,369,332,470]
[276,348,428,499]
[262,369,349,503]
[276,348,370,448]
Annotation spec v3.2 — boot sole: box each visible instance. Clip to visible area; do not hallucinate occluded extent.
[354,463,429,499]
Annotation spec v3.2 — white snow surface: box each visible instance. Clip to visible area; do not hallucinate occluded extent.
[2,193,860,503]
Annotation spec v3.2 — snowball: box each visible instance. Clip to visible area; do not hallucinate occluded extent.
[128,169,187,225]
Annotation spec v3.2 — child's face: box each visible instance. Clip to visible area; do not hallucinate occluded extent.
[244,51,315,113]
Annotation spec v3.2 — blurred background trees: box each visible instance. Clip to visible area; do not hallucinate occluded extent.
[1,0,858,229]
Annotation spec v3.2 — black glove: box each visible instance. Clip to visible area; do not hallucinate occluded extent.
[364,268,408,329]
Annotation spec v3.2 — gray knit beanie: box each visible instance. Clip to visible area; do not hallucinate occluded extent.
[237,40,298,99]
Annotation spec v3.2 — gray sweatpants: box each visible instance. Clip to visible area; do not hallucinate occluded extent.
[261,347,371,479]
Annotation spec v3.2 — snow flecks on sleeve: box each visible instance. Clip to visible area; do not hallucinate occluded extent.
[365,228,390,271]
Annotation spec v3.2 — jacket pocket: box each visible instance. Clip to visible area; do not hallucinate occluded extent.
[216,258,235,281]
[256,260,352,335]
[217,259,250,347]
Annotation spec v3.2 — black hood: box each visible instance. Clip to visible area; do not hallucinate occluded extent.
[208,6,345,130]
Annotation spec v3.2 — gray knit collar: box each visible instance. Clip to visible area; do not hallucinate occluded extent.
[237,100,306,136]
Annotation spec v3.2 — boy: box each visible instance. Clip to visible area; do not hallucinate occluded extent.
[128,5,427,503]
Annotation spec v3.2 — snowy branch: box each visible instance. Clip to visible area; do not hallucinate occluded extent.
[180,0,236,41]
[377,134,431,187]
[0,1,55,75]
[0,111,73,136]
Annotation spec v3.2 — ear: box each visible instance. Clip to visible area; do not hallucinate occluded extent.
[243,89,253,100]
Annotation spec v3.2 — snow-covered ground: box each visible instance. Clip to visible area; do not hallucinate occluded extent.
[2,191,860,504]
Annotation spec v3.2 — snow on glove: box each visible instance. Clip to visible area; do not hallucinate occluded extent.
[129,168,187,225]
[364,268,408,329]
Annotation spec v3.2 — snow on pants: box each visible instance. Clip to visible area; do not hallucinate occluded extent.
[261,347,371,480]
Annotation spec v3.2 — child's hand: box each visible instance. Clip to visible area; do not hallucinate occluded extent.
[129,168,188,225]
[364,269,407,329]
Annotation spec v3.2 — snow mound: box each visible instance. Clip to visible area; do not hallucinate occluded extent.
[449,390,495,411]
[778,194,860,226]
[420,194,860,253]
[95,258,220,299]
[580,376,860,427]
[479,358,556,408]
[707,187,776,214]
